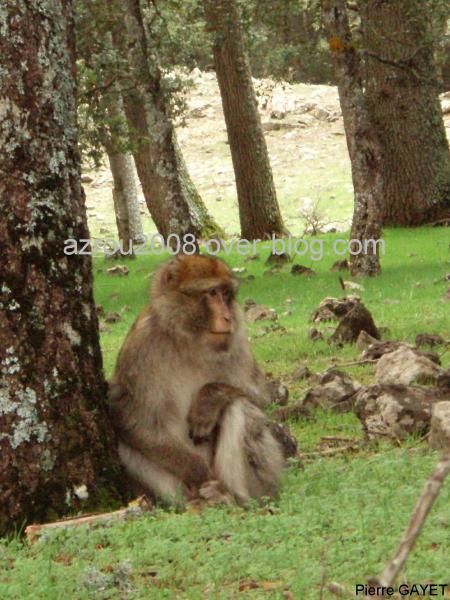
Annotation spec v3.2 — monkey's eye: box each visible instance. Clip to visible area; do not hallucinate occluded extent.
[208,288,218,297]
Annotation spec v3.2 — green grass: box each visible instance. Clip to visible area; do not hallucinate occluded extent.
[1,227,449,599]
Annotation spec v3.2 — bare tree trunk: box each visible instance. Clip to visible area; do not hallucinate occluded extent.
[362,0,450,225]
[0,0,123,536]
[102,92,143,251]
[105,147,134,255]
[203,0,287,240]
[112,0,222,242]
[322,0,382,276]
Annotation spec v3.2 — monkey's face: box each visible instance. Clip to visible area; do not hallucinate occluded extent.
[153,255,240,352]
[202,285,235,352]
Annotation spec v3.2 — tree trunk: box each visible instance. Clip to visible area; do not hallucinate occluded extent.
[102,92,144,251]
[323,0,383,276]
[361,0,450,225]
[0,0,123,535]
[112,0,222,242]
[203,0,287,240]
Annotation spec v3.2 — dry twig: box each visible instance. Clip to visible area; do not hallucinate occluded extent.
[375,453,450,588]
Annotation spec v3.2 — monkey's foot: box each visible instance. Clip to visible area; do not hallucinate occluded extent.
[199,480,234,506]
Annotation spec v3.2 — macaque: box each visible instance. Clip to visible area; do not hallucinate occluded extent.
[108,254,287,504]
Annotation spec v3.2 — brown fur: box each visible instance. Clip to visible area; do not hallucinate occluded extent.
[109,255,285,504]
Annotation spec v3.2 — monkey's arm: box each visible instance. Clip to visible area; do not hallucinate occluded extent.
[119,424,212,489]
[188,382,246,440]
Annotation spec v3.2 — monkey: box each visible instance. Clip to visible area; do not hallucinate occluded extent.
[108,254,288,505]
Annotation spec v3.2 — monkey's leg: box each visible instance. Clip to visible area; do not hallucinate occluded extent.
[212,399,252,502]
[118,442,184,501]
[213,400,284,502]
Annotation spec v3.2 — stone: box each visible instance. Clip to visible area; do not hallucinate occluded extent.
[375,346,443,385]
[356,330,379,353]
[354,384,446,440]
[106,265,129,276]
[330,301,380,344]
[302,370,361,412]
[246,305,278,323]
[269,423,298,459]
[311,295,361,323]
[104,312,121,324]
[429,402,450,451]
[292,366,312,381]
[415,333,445,348]
[266,380,289,406]
[265,252,291,266]
[291,264,315,276]
[308,328,324,342]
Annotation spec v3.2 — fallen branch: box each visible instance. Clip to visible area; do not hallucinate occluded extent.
[25,496,151,543]
[334,359,377,368]
[375,453,450,588]
[300,442,361,460]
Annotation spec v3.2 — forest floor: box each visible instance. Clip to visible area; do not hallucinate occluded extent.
[2,227,450,599]
[82,70,450,240]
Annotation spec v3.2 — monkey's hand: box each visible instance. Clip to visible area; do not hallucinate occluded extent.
[182,454,213,490]
[198,480,234,506]
[189,382,243,440]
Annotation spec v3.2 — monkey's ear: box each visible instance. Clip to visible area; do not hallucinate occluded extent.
[152,258,181,296]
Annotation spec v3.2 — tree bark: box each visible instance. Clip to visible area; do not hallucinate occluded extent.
[0,0,123,535]
[112,0,222,242]
[203,0,287,240]
[322,0,383,276]
[361,0,450,225]
[102,92,144,252]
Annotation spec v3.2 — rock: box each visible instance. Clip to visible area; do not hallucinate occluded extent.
[266,380,289,406]
[375,346,443,385]
[265,252,291,266]
[361,340,410,361]
[437,370,450,391]
[246,305,278,323]
[81,174,94,184]
[262,121,296,132]
[98,321,111,333]
[340,280,365,292]
[269,423,298,459]
[292,366,312,381]
[106,265,129,276]
[291,264,315,276]
[429,402,450,450]
[232,267,247,274]
[96,304,105,317]
[273,404,311,422]
[312,106,331,121]
[308,328,324,342]
[355,384,442,440]
[104,312,122,324]
[270,110,286,119]
[415,333,445,348]
[330,259,349,272]
[302,370,361,413]
[243,298,256,311]
[311,295,361,323]
[356,330,379,353]
[329,301,380,344]
[244,253,260,262]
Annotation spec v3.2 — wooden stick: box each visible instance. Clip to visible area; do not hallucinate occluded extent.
[300,443,361,459]
[375,453,450,588]
[333,359,377,368]
[25,496,151,543]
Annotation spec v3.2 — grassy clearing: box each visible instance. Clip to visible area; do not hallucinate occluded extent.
[1,227,449,599]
